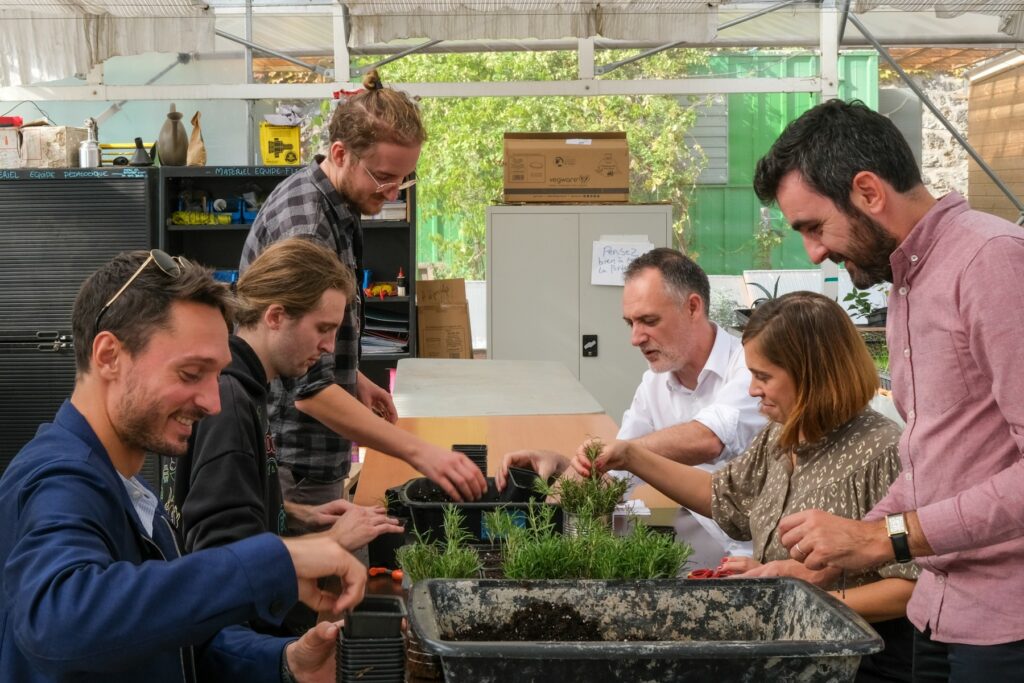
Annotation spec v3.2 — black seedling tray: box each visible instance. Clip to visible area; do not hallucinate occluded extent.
[398,476,560,542]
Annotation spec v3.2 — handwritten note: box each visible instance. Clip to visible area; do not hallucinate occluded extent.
[591,239,655,286]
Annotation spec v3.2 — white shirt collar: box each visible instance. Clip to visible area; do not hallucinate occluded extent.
[666,323,732,392]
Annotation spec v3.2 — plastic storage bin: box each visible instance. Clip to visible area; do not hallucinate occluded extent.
[408,578,882,683]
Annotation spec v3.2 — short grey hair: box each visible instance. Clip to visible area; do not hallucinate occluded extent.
[623,247,710,315]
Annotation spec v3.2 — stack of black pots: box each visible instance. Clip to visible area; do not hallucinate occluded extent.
[452,443,487,477]
[337,596,406,683]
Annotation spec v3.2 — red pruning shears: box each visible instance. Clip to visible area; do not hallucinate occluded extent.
[369,567,404,581]
[686,567,739,579]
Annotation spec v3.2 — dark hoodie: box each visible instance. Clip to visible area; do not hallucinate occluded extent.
[174,335,287,552]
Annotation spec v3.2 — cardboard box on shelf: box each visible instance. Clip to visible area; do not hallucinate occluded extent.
[0,128,19,168]
[417,279,472,359]
[259,122,301,166]
[503,131,629,203]
[19,124,88,168]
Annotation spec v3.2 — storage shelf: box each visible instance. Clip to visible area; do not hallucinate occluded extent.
[160,165,417,390]
[364,296,410,304]
[361,352,411,362]
[167,223,253,231]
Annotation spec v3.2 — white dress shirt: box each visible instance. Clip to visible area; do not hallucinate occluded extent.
[118,472,159,537]
[614,323,767,557]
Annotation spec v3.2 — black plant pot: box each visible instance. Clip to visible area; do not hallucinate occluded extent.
[343,595,407,639]
[866,307,887,327]
[368,519,410,570]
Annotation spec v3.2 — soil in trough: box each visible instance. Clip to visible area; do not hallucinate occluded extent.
[454,600,603,641]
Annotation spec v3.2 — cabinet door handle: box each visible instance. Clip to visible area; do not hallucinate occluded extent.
[582,334,598,357]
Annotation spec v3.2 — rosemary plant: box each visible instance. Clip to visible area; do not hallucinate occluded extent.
[536,439,629,518]
[396,505,482,582]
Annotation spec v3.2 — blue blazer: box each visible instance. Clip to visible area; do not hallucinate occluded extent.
[0,401,296,682]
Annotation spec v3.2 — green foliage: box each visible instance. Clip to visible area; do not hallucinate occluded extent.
[308,49,710,278]
[484,504,691,580]
[753,208,784,270]
[843,284,888,320]
[708,290,740,329]
[747,277,780,306]
[872,347,889,373]
[396,505,482,582]
[843,289,874,318]
[536,439,629,518]
[589,522,692,580]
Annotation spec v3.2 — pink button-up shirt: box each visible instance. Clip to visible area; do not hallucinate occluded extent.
[864,192,1024,645]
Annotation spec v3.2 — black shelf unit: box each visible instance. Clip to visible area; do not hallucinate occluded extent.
[158,165,416,391]
[0,167,160,479]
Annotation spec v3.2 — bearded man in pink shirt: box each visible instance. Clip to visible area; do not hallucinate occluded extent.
[753,98,1024,680]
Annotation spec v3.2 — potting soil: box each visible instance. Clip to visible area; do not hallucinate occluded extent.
[457,600,603,641]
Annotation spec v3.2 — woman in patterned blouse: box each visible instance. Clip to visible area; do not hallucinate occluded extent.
[576,291,916,682]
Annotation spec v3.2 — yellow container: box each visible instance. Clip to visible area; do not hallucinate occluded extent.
[259,123,301,166]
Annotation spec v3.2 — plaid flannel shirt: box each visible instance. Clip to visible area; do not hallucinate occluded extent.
[239,156,362,482]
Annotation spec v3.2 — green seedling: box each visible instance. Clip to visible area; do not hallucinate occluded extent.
[536,439,629,519]
[396,505,482,582]
[484,502,691,580]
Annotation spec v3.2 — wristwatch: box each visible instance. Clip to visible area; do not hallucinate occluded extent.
[885,513,913,564]
[280,650,298,683]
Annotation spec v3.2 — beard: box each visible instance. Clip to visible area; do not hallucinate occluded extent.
[828,209,898,289]
[336,170,385,217]
[114,374,201,458]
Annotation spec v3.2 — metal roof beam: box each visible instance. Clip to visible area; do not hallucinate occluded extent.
[350,40,444,78]
[849,13,1024,221]
[216,29,332,76]
[594,0,801,76]
[0,76,822,102]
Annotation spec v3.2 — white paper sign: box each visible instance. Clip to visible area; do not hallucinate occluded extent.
[591,239,655,286]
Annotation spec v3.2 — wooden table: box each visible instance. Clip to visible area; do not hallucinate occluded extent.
[354,413,615,505]
[353,412,676,508]
[392,358,604,418]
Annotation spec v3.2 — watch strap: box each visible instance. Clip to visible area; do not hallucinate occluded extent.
[281,648,298,683]
[886,515,913,564]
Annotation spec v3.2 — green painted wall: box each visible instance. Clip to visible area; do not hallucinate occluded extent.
[688,51,878,274]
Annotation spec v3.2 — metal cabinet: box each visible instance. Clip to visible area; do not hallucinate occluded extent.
[0,167,158,476]
[487,204,672,424]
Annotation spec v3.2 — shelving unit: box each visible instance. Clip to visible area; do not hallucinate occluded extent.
[157,165,416,390]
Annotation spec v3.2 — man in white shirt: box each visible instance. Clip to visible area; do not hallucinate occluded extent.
[501,248,765,566]
[605,248,765,563]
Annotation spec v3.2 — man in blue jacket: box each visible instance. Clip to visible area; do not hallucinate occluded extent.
[0,249,367,682]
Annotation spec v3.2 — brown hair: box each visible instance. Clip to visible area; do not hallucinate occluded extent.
[234,237,357,328]
[73,251,234,374]
[742,291,877,449]
[327,69,427,155]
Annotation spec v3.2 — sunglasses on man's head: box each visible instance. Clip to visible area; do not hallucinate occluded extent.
[94,249,190,334]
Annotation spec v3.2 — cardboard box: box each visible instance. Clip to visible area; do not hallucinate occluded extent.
[417,279,472,359]
[0,128,18,168]
[503,131,629,203]
[259,122,301,166]
[19,125,88,168]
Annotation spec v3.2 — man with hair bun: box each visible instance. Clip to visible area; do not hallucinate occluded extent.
[242,70,486,530]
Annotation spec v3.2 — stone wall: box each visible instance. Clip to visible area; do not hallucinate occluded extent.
[917,73,970,197]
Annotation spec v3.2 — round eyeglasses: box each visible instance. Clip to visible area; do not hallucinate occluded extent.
[359,158,417,194]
